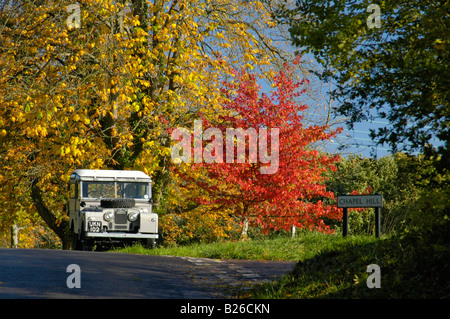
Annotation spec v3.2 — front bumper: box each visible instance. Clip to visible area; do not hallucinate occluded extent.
[85,232,158,239]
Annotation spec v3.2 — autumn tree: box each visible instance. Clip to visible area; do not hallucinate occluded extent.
[0,0,289,248]
[173,60,343,238]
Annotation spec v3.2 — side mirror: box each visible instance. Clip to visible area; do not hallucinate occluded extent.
[80,201,86,208]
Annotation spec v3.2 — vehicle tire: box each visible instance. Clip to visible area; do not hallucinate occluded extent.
[72,233,82,251]
[141,238,156,249]
[80,231,94,251]
[100,198,135,208]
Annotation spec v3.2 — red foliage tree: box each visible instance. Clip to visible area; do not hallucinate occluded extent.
[175,59,343,237]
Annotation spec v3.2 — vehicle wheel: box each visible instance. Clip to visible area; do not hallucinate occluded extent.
[100,198,135,208]
[142,239,156,249]
[81,238,94,251]
[79,230,94,251]
[72,233,82,251]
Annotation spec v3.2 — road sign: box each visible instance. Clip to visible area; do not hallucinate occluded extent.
[337,194,383,208]
[337,193,383,238]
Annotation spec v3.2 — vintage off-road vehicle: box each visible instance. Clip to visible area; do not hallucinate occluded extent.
[69,169,158,250]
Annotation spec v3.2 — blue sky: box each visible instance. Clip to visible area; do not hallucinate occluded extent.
[258,58,434,160]
[328,120,398,158]
[257,57,396,159]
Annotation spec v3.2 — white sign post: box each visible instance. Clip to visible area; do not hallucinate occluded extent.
[337,194,383,238]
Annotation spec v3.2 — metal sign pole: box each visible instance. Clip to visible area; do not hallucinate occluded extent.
[375,207,381,238]
[343,207,348,237]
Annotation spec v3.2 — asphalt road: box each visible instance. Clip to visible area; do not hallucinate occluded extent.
[0,248,296,299]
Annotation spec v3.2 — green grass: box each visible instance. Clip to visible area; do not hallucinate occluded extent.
[111,230,449,299]
[111,232,378,262]
[246,233,450,299]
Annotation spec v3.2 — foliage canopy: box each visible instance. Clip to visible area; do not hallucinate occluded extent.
[282,0,449,167]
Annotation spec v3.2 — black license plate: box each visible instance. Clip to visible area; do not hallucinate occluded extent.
[88,221,102,233]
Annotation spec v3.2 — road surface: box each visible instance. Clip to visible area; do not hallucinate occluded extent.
[0,248,296,299]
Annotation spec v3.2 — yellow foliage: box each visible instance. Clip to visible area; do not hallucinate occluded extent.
[0,0,290,246]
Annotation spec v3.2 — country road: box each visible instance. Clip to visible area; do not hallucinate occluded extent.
[0,248,296,299]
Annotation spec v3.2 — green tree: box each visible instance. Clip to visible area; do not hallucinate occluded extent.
[325,153,439,235]
[282,1,449,168]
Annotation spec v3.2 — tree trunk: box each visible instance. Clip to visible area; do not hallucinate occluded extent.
[240,216,249,240]
[30,179,72,250]
[10,223,19,248]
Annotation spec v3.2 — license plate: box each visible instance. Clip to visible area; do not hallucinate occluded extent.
[88,221,102,233]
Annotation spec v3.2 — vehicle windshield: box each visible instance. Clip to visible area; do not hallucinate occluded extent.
[117,182,149,199]
[82,181,149,199]
[82,182,115,198]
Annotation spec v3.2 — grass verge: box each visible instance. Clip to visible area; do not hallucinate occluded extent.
[246,233,450,299]
[112,230,449,298]
[111,232,378,262]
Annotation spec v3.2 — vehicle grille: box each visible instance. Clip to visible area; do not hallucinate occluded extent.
[114,210,128,224]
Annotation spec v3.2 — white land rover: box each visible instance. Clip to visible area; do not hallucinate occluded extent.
[69,169,158,250]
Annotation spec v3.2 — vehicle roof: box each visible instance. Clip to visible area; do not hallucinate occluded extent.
[70,169,151,182]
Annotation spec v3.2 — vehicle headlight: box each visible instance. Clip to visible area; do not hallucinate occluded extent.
[103,212,114,222]
[128,212,139,222]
